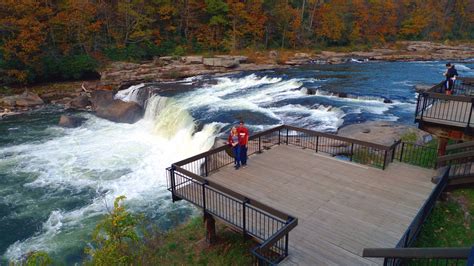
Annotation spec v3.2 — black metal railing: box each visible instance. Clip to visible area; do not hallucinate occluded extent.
[362,167,451,265]
[283,125,393,169]
[452,77,474,96]
[391,141,438,169]
[174,125,399,174]
[168,146,298,264]
[415,78,474,130]
[437,145,474,190]
[363,247,472,266]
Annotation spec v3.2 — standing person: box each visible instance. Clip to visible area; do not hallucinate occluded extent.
[237,120,249,168]
[444,63,459,95]
[228,127,241,169]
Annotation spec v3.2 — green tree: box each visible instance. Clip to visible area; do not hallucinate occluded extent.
[86,196,140,265]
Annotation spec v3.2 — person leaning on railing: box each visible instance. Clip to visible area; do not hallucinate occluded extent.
[444,63,459,96]
[238,120,249,168]
[228,126,241,169]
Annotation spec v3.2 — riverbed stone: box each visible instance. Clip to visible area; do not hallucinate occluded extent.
[338,121,432,146]
[90,90,114,110]
[59,115,85,128]
[183,56,203,64]
[0,91,44,108]
[95,100,143,124]
[70,95,91,109]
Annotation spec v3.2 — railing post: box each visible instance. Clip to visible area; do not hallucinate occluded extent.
[286,128,289,145]
[242,197,249,237]
[170,165,181,202]
[204,156,209,177]
[400,142,405,162]
[278,129,281,145]
[404,229,411,248]
[468,98,474,129]
[391,142,396,162]
[202,180,208,210]
[350,143,354,161]
[258,136,262,153]
[285,233,289,257]
[420,93,427,120]
[315,135,319,153]
[383,150,388,170]
[414,92,421,122]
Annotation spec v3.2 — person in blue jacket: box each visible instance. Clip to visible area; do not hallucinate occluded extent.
[444,63,458,95]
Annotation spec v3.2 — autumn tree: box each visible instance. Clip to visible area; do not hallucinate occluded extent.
[0,0,52,83]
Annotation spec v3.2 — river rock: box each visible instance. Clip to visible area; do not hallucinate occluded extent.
[183,56,203,64]
[95,100,143,124]
[337,92,348,98]
[414,84,435,93]
[0,91,44,108]
[58,115,85,128]
[69,95,91,109]
[383,98,393,104]
[203,57,239,68]
[90,90,114,110]
[338,121,431,146]
[305,88,316,95]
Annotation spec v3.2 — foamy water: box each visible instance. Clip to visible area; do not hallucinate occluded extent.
[2,97,221,262]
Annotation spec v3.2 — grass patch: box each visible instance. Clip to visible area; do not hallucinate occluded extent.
[415,188,474,247]
[143,217,254,265]
[352,147,385,168]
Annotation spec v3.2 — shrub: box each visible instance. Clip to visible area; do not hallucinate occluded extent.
[85,196,141,265]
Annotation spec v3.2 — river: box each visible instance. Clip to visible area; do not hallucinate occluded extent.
[1,61,473,264]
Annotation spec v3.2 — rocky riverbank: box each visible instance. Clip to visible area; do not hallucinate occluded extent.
[1,41,472,121]
[97,41,474,90]
[337,121,432,146]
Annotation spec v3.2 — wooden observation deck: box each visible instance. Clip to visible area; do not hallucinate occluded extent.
[415,77,474,142]
[167,125,441,265]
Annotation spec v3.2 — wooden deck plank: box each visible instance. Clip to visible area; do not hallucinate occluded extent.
[197,144,436,265]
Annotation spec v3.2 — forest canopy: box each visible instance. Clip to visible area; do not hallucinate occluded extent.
[1,0,473,85]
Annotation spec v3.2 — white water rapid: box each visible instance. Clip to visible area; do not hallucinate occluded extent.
[2,93,221,262]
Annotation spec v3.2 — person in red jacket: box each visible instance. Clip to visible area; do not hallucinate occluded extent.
[227,126,241,169]
[237,120,249,167]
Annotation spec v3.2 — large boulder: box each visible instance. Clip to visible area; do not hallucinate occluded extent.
[414,84,436,93]
[58,115,85,128]
[95,100,143,124]
[183,56,203,64]
[203,57,239,68]
[69,95,91,109]
[338,121,431,146]
[0,91,44,108]
[15,91,44,107]
[90,90,114,110]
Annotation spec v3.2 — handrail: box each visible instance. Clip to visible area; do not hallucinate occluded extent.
[284,124,391,151]
[425,91,474,102]
[258,217,298,251]
[437,150,474,164]
[446,141,474,152]
[174,125,284,166]
[363,248,471,259]
[173,165,291,220]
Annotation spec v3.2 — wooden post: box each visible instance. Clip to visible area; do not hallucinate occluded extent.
[437,137,449,156]
[204,212,217,245]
